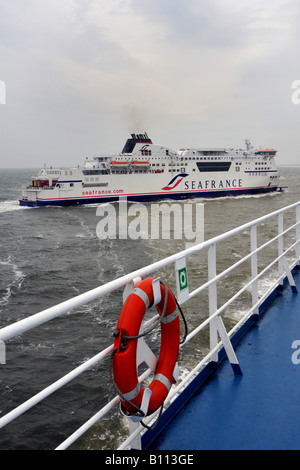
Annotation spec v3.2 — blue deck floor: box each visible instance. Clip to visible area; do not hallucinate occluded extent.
[150,270,300,450]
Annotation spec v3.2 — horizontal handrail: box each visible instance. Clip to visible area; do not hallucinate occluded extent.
[0,200,299,450]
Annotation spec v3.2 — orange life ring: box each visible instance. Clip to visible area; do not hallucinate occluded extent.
[113,277,180,417]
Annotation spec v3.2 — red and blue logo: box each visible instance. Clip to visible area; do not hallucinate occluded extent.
[139,145,150,152]
[162,173,188,191]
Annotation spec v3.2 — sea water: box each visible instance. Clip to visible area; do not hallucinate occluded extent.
[0,167,299,449]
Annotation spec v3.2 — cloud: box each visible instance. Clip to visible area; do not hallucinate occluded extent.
[0,0,300,167]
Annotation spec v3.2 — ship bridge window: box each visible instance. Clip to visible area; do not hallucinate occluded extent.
[196,161,232,172]
[83,169,109,175]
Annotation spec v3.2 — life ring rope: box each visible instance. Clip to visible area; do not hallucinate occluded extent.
[112,277,187,426]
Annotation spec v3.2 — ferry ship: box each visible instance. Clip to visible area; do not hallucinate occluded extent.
[19,133,280,207]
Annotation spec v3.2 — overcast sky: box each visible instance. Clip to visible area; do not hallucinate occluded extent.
[1,0,300,168]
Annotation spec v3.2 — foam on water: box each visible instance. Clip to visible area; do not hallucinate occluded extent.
[0,257,25,309]
[0,200,30,213]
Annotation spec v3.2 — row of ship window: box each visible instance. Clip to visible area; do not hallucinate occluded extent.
[235,166,273,172]
[247,172,276,176]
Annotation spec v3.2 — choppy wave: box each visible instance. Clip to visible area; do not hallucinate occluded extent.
[0,257,25,309]
[0,200,29,213]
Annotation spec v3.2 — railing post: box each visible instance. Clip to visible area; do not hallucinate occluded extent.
[127,420,142,450]
[208,243,242,375]
[296,204,300,267]
[208,244,218,363]
[215,317,242,375]
[251,224,259,318]
[0,341,5,364]
[278,212,284,287]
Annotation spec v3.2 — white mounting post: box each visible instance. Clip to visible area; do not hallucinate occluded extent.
[296,204,300,266]
[215,317,242,375]
[0,341,5,364]
[282,257,298,293]
[208,244,242,374]
[278,212,284,287]
[251,224,259,317]
[208,244,218,363]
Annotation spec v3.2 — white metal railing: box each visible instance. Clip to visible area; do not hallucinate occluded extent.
[0,201,299,450]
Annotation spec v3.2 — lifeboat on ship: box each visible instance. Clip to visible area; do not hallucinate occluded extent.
[132,160,150,167]
[110,160,130,167]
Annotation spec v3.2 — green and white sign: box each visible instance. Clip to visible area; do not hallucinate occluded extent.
[175,257,189,303]
[178,267,188,291]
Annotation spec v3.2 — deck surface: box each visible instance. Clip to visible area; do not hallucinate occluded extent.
[150,270,300,450]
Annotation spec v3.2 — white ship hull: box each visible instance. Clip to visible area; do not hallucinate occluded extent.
[19,133,280,207]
